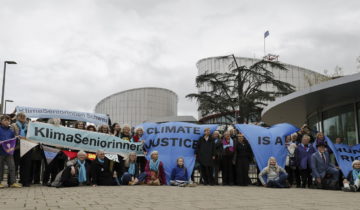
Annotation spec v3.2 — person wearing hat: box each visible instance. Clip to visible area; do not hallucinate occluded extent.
[311,142,339,189]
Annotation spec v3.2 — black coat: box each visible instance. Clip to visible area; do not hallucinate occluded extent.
[233,140,252,162]
[196,135,215,167]
[61,159,91,186]
[90,158,114,186]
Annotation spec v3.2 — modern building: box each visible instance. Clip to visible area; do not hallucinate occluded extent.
[262,72,360,145]
[95,87,178,127]
[196,56,329,124]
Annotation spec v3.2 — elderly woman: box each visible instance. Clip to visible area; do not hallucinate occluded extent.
[221,131,235,185]
[144,151,166,185]
[74,121,85,130]
[90,150,116,186]
[234,133,252,186]
[259,157,288,188]
[60,150,91,187]
[131,127,147,172]
[343,160,360,192]
[121,124,132,141]
[120,152,143,185]
[98,125,111,134]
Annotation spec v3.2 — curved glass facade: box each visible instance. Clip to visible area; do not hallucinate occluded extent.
[95,87,178,126]
[307,102,360,145]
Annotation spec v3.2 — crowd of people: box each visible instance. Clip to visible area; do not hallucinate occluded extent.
[0,112,359,193]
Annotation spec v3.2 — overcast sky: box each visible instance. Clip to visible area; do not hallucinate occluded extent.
[1,0,360,119]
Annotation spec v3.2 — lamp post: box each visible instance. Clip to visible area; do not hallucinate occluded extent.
[4,99,14,114]
[1,61,17,114]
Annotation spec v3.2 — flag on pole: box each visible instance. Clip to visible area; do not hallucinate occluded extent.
[264,30,270,38]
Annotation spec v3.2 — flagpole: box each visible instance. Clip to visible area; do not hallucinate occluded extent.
[264,36,266,57]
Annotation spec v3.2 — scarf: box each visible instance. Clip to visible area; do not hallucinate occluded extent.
[128,162,136,175]
[97,158,104,164]
[16,121,27,137]
[353,169,360,181]
[222,138,234,152]
[150,159,160,171]
[77,159,87,183]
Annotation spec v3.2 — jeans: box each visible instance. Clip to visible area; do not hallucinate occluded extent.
[0,155,16,185]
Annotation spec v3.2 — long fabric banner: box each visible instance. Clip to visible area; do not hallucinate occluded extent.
[138,122,218,184]
[235,123,298,170]
[325,137,360,176]
[16,106,109,125]
[26,122,143,155]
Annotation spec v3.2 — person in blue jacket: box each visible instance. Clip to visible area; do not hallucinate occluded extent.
[170,157,193,187]
[0,115,22,188]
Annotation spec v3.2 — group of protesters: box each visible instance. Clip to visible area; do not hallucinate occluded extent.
[0,112,359,193]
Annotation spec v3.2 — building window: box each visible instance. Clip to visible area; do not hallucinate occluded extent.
[308,114,319,133]
[323,104,356,145]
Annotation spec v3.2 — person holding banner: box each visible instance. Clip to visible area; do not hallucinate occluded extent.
[221,131,235,186]
[98,125,111,134]
[74,121,86,130]
[295,135,316,188]
[0,115,22,188]
[311,142,339,190]
[233,133,252,186]
[144,151,166,185]
[342,160,360,192]
[120,125,132,141]
[131,127,146,172]
[86,125,97,132]
[60,150,91,187]
[111,123,121,137]
[10,112,31,187]
[259,157,288,188]
[91,150,116,186]
[195,128,215,185]
[285,135,297,186]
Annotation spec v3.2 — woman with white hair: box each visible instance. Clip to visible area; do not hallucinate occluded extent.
[131,127,147,172]
[90,150,116,186]
[144,151,166,185]
[120,152,143,185]
[259,157,288,188]
[342,160,360,192]
[60,150,91,187]
[120,124,132,141]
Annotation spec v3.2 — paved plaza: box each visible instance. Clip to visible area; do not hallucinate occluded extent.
[0,185,357,210]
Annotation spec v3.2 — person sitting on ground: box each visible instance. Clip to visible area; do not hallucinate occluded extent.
[259,157,288,188]
[90,150,116,186]
[60,150,91,187]
[145,151,166,185]
[342,160,360,192]
[311,142,339,189]
[121,152,144,185]
[170,157,193,187]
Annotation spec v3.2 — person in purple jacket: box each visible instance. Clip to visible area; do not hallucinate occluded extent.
[170,157,194,187]
[295,135,316,188]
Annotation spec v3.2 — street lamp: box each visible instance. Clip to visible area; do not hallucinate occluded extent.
[4,99,14,114]
[1,61,17,114]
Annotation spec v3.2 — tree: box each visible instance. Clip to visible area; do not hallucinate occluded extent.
[186,57,295,123]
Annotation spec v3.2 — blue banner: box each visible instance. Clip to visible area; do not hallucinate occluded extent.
[325,137,360,176]
[26,122,143,155]
[16,106,109,125]
[235,123,298,170]
[137,122,218,184]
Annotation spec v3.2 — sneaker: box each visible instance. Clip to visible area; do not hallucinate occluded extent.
[350,185,357,192]
[342,187,351,192]
[0,183,5,188]
[10,183,22,188]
